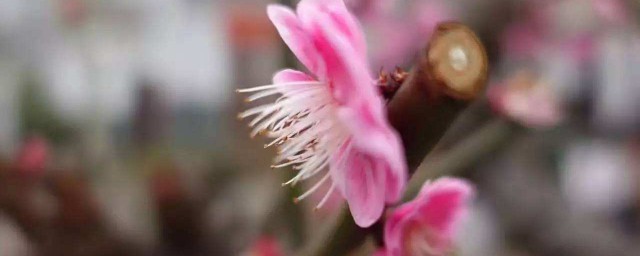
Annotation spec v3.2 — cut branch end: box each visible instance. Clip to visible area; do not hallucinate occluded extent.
[425,22,488,100]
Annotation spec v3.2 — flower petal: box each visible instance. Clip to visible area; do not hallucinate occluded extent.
[384,202,418,255]
[337,106,407,203]
[328,139,352,198]
[297,0,367,59]
[415,178,475,250]
[267,5,323,75]
[372,248,389,256]
[301,0,408,209]
[383,178,474,256]
[344,152,387,227]
[296,0,373,103]
[272,69,315,84]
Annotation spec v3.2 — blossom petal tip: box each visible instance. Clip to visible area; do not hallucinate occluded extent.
[353,216,377,228]
[266,4,293,23]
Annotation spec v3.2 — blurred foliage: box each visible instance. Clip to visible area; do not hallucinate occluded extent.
[19,75,74,144]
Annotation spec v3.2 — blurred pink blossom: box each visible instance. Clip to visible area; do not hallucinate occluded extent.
[15,136,49,179]
[501,21,546,60]
[246,236,284,256]
[489,71,563,128]
[345,0,391,19]
[561,34,596,65]
[379,178,475,256]
[501,0,627,65]
[238,0,407,228]
[592,0,630,25]
[369,1,454,68]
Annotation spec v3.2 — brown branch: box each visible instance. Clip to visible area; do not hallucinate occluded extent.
[309,22,488,256]
[388,22,488,173]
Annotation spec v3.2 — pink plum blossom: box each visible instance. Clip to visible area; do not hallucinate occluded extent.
[380,178,475,256]
[488,71,563,128]
[238,0,407,227]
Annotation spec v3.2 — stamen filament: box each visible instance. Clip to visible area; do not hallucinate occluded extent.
[294,172,331,203]
[315,183,336,209]
[236,81,323,93]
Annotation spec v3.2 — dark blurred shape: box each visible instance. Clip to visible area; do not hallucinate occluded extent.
[151,162,205,256]
[133,81,169,151]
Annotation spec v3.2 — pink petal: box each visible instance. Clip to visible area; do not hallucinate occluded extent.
[384,178,475,255]
[272,69,317,95]
[297,0,368,60]
[382,160,406,203]
[415,178,474,249]
[329,140,352,197]
[337,106,406,203]
[267,5,323,75]
[272,69,315,84]
[372,248,389,256]
[299,6,372,103]
[344,151,387,227]
[384,202,418,255]
[304,8,387,134]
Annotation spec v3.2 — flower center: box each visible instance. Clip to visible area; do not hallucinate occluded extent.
[237,79,350,209]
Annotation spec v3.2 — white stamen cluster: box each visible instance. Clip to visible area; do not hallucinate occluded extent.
[237,80,349,209]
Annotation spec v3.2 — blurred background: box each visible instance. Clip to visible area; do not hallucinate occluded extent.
[0,0,639,255]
